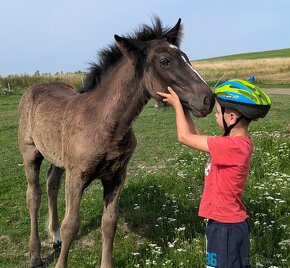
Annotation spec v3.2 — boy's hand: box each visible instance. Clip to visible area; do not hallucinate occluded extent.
[157,87,182,109]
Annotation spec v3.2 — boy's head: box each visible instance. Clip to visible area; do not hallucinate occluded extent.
[215,103,249,132]
[214,79,271,136]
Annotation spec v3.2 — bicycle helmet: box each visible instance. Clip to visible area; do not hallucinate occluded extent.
[214,79,271,135]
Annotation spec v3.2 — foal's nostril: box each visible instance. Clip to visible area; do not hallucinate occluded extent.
[204,96,210,106]
[203,95,215,110]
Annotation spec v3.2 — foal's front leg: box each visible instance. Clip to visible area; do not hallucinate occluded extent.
[100,171,126,268]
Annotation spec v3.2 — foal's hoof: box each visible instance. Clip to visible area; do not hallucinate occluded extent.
[30,260,44,268]
[53,241,62,256]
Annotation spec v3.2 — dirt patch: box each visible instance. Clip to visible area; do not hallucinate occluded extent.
[264,88,290,95]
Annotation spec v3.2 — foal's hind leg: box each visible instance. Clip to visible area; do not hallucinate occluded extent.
[22,145,44,267]
[55,171,83,268]
[46,165,64,253]
[100,170,126,268]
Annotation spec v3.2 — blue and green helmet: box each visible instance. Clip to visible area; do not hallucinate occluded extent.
[214,79,271,119]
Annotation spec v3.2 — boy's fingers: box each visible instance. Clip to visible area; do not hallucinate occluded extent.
[157,91,170,97]
[167,87,177,95]
[157,91,164,96]
[168,88,179,99]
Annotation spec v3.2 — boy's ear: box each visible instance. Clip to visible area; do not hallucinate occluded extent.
[228,111,240,122]
[114,34,146,58]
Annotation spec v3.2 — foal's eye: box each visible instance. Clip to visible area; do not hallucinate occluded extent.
[159,58,170,67]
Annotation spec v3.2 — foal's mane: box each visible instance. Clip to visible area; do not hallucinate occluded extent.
[80,16,183,93]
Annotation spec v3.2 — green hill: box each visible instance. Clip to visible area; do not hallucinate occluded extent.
[198,48,290,61]
[191,48,290,87]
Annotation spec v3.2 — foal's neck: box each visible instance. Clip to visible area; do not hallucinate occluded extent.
[88,58,150,138]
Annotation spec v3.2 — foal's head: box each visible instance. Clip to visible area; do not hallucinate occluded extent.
[114,18,214,117]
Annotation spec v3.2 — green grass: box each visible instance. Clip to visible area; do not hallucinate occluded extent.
[0,91,289,267]
[198,48,290,61]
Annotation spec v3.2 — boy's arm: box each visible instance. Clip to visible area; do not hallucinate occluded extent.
[157,87,209,152]
[174,101,209,152]
[184,109,201,135]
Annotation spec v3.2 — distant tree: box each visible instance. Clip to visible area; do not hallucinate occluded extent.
[34,70,40,76]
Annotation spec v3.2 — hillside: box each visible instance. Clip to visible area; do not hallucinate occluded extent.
[191,48,290,87]
[197,48,290,61]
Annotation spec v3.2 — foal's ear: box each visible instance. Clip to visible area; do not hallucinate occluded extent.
[114,35,146,57]
[164,18,183,47]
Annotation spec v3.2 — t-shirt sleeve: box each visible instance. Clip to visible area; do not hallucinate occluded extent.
[207,136,242,166]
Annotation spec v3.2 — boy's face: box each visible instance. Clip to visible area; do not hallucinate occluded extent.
[215,102,241,131]
[215,103,224,130]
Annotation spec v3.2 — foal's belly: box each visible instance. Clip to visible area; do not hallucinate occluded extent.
[33,136,65,168]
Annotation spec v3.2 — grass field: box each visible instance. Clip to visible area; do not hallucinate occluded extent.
[0,48,289,267]
[192,48,290,88]
[0,87,289,267]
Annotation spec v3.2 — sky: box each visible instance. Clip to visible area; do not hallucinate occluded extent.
[0,0,289,76]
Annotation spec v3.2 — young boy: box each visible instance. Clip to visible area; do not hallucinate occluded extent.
[157,79,271,268]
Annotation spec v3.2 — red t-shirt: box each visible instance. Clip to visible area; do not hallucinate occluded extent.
[198,136,253,223]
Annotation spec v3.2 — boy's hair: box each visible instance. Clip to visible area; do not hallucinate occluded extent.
[224,107,251,125]
[224,107,241,116]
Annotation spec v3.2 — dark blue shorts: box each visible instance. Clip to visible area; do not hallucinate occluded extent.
[205,219,251,268]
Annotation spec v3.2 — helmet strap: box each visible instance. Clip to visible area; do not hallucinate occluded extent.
[221,107,244,136]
